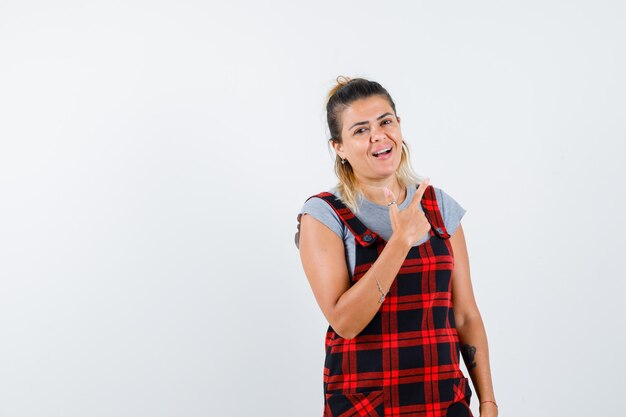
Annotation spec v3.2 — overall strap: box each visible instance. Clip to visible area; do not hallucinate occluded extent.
[305,192,379,247]
[421,185,451,239]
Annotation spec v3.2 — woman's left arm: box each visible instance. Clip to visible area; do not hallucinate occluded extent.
[450,224,498,417]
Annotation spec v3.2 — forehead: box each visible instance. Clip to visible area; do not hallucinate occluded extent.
[341,96,394,127]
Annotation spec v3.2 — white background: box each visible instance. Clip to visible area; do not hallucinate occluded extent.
[1,1,624,416]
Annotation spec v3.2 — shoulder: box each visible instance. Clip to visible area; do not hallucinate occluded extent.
[301,194,341,221]
[431,185,467,237]
[295,190,345,249]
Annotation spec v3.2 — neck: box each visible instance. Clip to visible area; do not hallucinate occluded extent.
[355,175,406,206]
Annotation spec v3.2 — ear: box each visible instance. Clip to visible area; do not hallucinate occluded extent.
[331,139,343,157]
[396,115,401,124]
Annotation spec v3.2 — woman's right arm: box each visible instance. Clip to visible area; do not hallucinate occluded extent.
[298,180,431,339]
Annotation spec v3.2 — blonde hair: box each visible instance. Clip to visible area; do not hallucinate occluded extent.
[326,76,423,212]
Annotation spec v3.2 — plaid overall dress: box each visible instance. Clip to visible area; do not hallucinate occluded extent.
[310,185,473,417]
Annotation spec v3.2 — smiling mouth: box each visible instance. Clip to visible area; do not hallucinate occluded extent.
[372,147,392,157]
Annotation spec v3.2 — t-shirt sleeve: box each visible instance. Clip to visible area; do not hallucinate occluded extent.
[434,187,467,237]
[294,197,344,249]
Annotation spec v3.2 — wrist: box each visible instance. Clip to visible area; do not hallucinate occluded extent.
[388,234,413,252]
[479,400,498,409]
[479,401,498,417]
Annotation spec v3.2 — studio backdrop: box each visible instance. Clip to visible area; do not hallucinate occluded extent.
[0,1,624,416]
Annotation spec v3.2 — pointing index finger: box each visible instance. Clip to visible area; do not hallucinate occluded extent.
[412,178,430,207]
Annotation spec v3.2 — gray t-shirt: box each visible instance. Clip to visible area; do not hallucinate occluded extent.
[296,185,466,277]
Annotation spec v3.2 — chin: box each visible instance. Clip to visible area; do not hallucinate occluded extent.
[376,168,399,178]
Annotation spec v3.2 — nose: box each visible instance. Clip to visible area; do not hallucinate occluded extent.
[370,124,386,142]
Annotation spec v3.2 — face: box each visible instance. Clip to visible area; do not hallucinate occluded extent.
[333,95,403,182]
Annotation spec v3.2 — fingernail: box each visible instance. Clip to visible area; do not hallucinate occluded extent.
[425,177,430,183]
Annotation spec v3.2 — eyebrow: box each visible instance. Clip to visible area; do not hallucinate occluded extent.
[348,112,395,131]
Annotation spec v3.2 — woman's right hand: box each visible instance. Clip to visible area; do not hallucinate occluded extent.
[384,178,432,248]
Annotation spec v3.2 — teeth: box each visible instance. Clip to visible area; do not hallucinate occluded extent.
[373,148,392,156]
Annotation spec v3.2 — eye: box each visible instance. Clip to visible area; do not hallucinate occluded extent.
[382,119,393,125]
[354,127,368,135]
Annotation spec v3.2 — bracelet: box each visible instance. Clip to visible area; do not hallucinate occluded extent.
[480,400,498,408]
[375,278,388,303]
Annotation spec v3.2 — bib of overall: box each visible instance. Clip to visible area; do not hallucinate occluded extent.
[310,185,473,417]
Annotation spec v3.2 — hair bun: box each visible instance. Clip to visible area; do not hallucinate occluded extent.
[336,75,351,86]
[327,76,352,102]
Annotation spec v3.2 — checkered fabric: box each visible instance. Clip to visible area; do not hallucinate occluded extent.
[308,185,473,417]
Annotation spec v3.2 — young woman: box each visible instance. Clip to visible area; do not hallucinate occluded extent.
[296,77,497,417]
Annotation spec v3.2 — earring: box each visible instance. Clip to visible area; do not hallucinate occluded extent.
[341,158,347,165]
